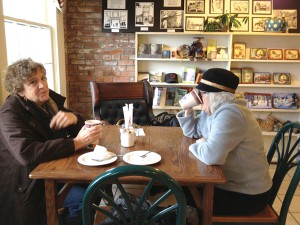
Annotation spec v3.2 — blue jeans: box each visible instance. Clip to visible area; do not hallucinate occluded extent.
[62,184,86,225]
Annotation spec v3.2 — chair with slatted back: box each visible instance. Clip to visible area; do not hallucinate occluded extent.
[90,80,155,125]
[213,122,300,225]
[82,165,187,225]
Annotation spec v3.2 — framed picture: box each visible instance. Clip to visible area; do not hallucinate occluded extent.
[230,0,249,14]
[232,43,246,59]
[230,68,242,83]
[185,16,205,31]
[273,10,297,29]
[210,0,224,14]
[186,0,205,14]
[268,49,283,60]
[253,72,271,84]
[252,0,272,15]
[244,92,272,109]
[162,50,171,58]
[160,10,183,29]
[231,17,249,32]
[273,73,291,85]
[272,93,298,109]
[241,67,253,83]
[284,49,299,60]
[250,48,267,60]
[252,17,267,32]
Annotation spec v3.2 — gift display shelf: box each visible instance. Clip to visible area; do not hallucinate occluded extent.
[135,32,300,138]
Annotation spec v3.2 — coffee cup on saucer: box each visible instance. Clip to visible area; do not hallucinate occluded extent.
[85,119,101,148]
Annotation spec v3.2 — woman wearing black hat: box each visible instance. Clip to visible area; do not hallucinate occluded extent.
[177,68,272,216]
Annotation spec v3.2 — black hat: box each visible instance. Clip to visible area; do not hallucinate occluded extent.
[196,68,239,93]
[165,73,178,83]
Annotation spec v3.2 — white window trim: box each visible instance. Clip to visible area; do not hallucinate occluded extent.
[0,0,67,104]
[0,0,8,104]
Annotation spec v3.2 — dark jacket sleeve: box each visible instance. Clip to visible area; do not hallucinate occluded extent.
[0,95,78,167]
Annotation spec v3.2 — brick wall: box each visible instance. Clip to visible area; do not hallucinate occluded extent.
[64,0,135,120]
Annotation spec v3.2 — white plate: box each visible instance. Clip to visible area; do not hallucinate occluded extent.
[123,151,161,165]
[78,152,117,166]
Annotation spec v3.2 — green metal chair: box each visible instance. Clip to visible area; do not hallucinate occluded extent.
[82,165,187,225]
[213,122,300,225]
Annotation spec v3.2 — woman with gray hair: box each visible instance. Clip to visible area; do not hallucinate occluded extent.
[0,58,102,225]
[177,68,272,216]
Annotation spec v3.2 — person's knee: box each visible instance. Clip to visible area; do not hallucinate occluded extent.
[64,185,86,216]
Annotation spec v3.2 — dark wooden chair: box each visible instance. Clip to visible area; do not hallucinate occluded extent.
[212,122,300,225]
[90,80,155,125]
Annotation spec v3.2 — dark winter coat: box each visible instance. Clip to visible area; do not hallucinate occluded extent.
[0,90,84,225]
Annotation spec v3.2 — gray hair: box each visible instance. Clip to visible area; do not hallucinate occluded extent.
[208,92,235,114]
[4,58,46,95]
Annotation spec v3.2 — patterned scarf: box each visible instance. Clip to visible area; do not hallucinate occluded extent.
[40,97,59,117]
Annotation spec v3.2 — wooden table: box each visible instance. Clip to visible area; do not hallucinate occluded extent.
[30,126,226,225]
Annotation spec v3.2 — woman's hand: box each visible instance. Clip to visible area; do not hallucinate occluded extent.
[184,108,193,117]
[50,111,78,130]
[73,125,102,150]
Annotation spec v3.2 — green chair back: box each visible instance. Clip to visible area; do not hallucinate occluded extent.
[212,122,300,225]
[82,165,187,225]
[266,122,300,225]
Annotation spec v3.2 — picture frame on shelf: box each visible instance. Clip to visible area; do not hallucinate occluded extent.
[231,17,249,32]
[253,72,271,84]
[230,68,242,83]
[252,0,272,15]
[137,43,150,58]
[273,73,291,85]
[186,0,205,14]
[162,50,171,58]
[149,71,163,82]
[284,49,299,60]
[250,48,268,60]
[252,17,267,32]
[185,16,205,31]
[268,49,283,60]
[272,93,298,109]
[233,43,246,59]
[230,0,249,14]
[244,92,272,109]
[209,0,224,14]
[241,67,253,84]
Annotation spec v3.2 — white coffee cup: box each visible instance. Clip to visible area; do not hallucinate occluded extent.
[179,89,202,109]
[85,119,101,146]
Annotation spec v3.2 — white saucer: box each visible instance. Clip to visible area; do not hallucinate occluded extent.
[78,152,117,166]
[123,151,161,165]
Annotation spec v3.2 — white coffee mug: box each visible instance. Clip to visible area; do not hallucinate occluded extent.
[179,89,202,109]
[85,119,101,146]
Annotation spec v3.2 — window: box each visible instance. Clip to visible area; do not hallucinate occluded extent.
[2,0,55,90]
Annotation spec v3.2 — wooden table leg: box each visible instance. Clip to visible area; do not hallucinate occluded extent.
[44,180,59,225]
[202,184,214,225]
